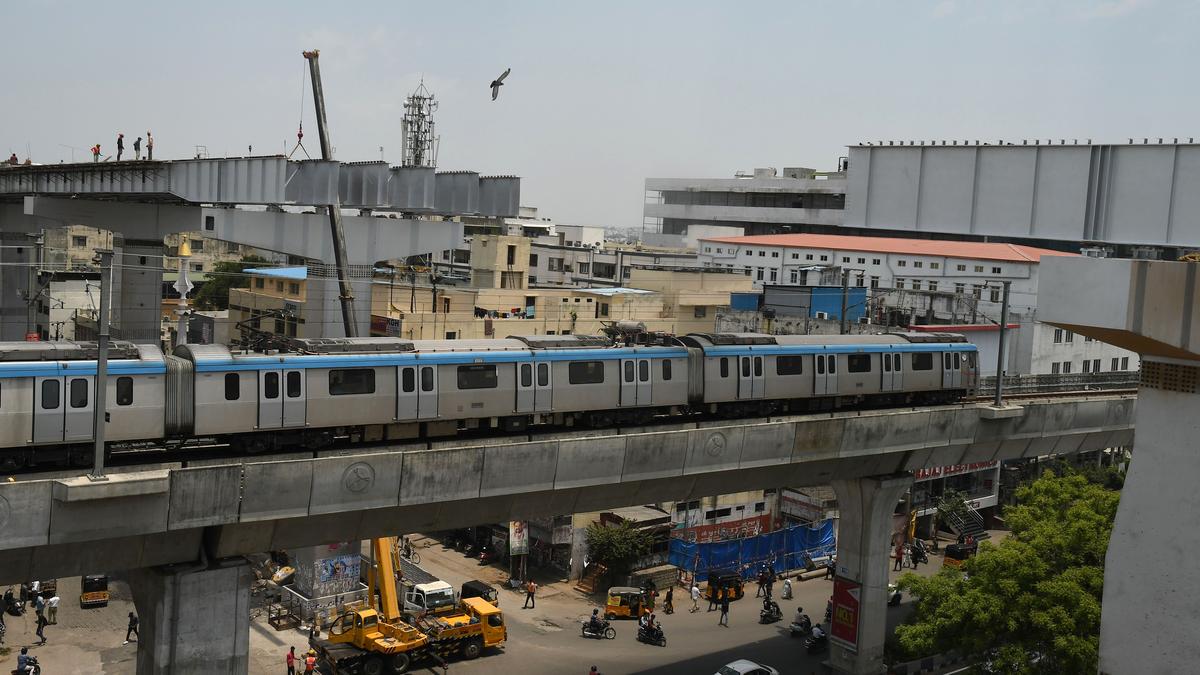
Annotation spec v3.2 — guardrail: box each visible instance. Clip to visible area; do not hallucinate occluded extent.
[978,372,1138,395]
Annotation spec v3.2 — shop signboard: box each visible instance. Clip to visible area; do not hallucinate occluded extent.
[509,520,529,555]
[829,576,861,652]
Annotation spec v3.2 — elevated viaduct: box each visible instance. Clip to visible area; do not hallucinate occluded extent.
[0,395,1135,673]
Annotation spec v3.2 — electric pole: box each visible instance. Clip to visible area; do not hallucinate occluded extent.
[840,269,850,335]
[89,248,113,481]
[994,280,1011,407]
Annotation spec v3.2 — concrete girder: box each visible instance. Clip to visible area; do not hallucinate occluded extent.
[0,397,1135,585]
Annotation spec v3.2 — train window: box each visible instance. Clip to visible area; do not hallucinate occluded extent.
[421,367,434,392]
[457,365,498,390]
[624,361,635,382]
[520,364,533,388]
[638,360,650,382]
[816,355,825,375]
[569,361,605,384]
[741,357,750,378]
[41,380,59,409]
[224,373,240,400]
[537,363,549,387]
[893,354,902,371]
[954,352,962,369]
[968,352,977,367]
[719,358,729,378]
[847,354,871,373]
[753,357,762,377]
[116,377,134,406]
[883,355,891,372]
[401,368,415,393]
[69,378,88,408]
[286,371,302,398]
[777,355,806,374]
[329,369,375,396]
[912,353,933,371]
[944,353,952,369]
[0,381,3,408]
[662,360,672,381]
[264,372,280,399]
[829,356,837,374]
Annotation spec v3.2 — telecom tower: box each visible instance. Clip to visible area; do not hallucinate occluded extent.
[401,81,439,168]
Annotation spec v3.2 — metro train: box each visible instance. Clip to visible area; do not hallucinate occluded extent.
[0,332,978,470]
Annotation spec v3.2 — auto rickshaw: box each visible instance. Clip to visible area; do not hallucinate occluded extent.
[604,586,652,620]
[80,574,110,608]
[704,569,745,602]
[461,580,500,607]
[942,542,976,569]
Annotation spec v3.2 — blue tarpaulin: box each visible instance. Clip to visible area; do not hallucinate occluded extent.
[669,520,836,581]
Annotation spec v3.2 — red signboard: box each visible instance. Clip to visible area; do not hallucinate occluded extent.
[913,460,997,481]
[829,577,861,652]
[24,332,40,342]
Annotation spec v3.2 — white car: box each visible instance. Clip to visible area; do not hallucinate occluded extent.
[716,660,780,675]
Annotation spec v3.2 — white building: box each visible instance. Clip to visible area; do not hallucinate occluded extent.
[699,232,1138,376]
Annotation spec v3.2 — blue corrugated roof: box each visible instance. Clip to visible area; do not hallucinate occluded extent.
[246,266,307,280]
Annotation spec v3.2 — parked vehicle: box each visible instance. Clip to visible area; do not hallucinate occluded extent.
[715,659,780,675]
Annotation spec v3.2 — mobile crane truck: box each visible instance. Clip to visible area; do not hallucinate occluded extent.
[310,537,506,674]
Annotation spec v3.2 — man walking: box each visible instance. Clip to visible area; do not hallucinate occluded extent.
[116,133,124,161]
[133,136,142,160]
[718,593,730,627]
[35,611,48,645]
[523,579,537,609]
[663,586,674,614]
[46,594,58,624]
[689,583,701,613]
[707,586,720,612]
[124,611,139,644]
[286,646,296,675]
[146,130,153,160]
[893,543,904,571]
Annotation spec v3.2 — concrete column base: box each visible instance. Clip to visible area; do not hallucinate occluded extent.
[124,561,253,675]
[829,474,912,675]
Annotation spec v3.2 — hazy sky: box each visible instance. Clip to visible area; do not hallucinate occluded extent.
[4,1,1197,229]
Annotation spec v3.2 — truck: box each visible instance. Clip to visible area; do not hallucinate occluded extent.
[311,537,506,674]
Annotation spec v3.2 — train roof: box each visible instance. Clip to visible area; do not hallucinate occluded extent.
[680,332,969,349]
[0,340,155,362]
[508,334,614,349]
[410,338,530,352]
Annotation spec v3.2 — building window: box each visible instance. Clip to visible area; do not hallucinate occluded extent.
[990,288,1001,303]
[846,354,872,373]
[1051,362,1061,374]
[756,269,764,281]
[992,267,1002,274]
[806,254,814,260]
[568,361,604,384]
[1053,329,1063,343]
[897,260,907,267]
[791,253,799,260]
[1121,357,1129,370]
[599,303,609,317]
[745,250,752,257]
[72,235,88,247]
[856,275,865,288]
[872,258,881,265]
[973,285,983,299]
[974,265,984,273]
[1082,360,1091,373]
[329,369,376,395]
[857,257,866,264]
[895,279,904,290]
[716,248,723,254]
[456,364,497,390]
[529,254,538,266]
[1111,357,1119,371]
[288,283,300,295]
[1065,330,1074,342]
[224,373,240,400]
[662,360,672,381]
[694,306,707,318]
[928,281,938,292]
[870,276,879,289]
[758,251,765,257]
[820,255,828,261]
[790,271,798,284]
[275,280,284,292]
[1062,361,1072,374]
[912,353,933,371]
[956,264,966,272]
[255,278,264,289]
[842,256,850,263]
[771,251,779,258]
[930,262,940,269]
[704,247,711,253]
[955,283,965,294]
[776,355,803,375]
[578,262,589,275]
[913,261,923,268]
[769,270,777,282]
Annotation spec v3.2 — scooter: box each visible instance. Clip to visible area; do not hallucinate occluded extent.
[759,599,783,624]
[910,540,929,565]
[636,621,667,647]
[789,611,812,638]
[12,656,41,675]
[805,632,829,654]
[478,545,497,566]
[581,619,616,640]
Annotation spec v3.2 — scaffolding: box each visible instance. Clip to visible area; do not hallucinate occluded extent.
[401,81,439,168]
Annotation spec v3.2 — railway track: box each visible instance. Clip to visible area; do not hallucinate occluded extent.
[9,388,1137,481]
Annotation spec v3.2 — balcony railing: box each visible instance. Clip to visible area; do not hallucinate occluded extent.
[977,371,1138,395]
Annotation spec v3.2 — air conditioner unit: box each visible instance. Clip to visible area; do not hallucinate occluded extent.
[858,317,869,324]
[814,311,829,320]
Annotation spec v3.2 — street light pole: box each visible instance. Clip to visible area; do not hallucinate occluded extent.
[89,248,113,481]
[994,280,1011,407]
[840,269,850,335]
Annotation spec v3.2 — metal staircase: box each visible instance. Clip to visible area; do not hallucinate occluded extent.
[944,504,990,541]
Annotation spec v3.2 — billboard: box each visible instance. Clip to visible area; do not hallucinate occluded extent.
[509,521,529,556]
[829,577,861,652]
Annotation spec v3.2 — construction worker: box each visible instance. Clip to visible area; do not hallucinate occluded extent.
[116,133,124,161]
[146,130,153,160]
[304,650,316,674]
[91,144,101,163]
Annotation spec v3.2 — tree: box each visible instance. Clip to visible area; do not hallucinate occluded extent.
[584,520,654,578]
[192,255,268,310]
[931,488,970,549]
[895,471,1120,674]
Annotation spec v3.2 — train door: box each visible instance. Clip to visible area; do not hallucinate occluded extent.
[535,362,552,412]
[516,362,535,413]
[737,355,765,400]
[636,358,652,405]
[397,366,418,420]
[416,365,438,419]
[620,358,651,406]
[282,369,306,428]
[64,376,95,442]
[881,353,903,392]
[942,352,963,389]
[814,354,839,396]
[33,377,64,443]
[891,353,904,391]
[258,371,283,429]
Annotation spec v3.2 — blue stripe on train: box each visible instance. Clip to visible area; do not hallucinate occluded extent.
[0,361,166,378]
[191,347,692,372]
[700,344,978,357]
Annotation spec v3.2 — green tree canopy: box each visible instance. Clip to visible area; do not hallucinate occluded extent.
[584,520,654,577]
[192,255,268,310]
[895,471,1120,674]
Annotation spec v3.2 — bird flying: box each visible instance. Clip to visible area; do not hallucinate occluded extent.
[490,68,511,100]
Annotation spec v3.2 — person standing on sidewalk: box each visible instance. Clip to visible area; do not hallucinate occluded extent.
[663,586,674,614]
[286,646,296,675]
[718,594,730,627]
[689,583,701,613]
[46,594,59,624]
[893,543,904,571]
[523,579,537,609]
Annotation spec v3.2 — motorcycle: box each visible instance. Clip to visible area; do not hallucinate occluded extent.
[581,619,616,640]
[804,632,829,654]
[636,622,667,647]
[12,656,41,675]
[759,599,783,624]
[789,612,812,638]
[910,540,929,566]
[478,545,497,566]
[888,583,902,607]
